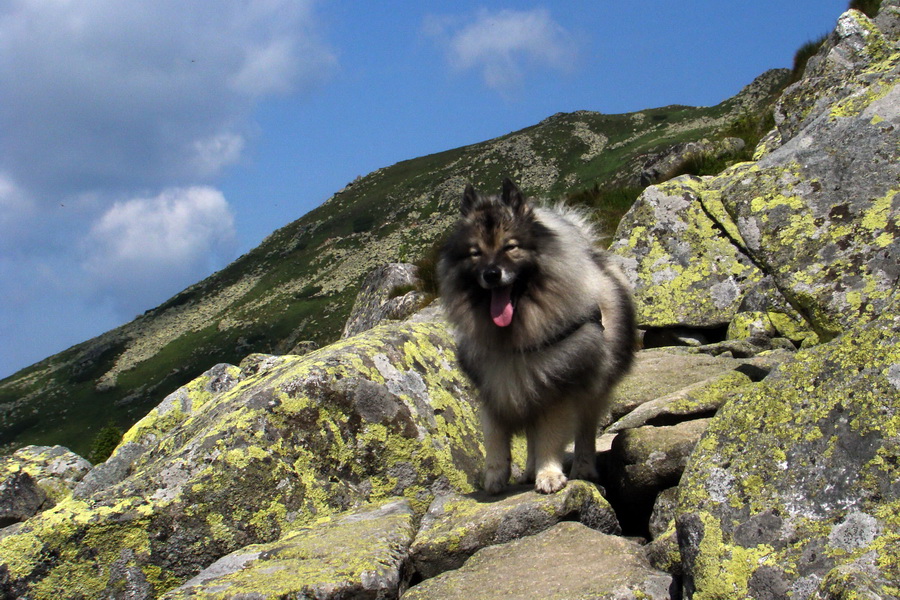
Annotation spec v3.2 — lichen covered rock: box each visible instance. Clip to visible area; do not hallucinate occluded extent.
[162,499,416,600]
[409,480,619,579]
[342,263,425,338]
[0,445,91,512]
[612,7,900,343]
[0,321,483,600]
[610,348,763,421]
[608,370,752,433]
[716,9,900,341]
[677,308,900,599]
[404,522,673,600]
[610,176,766,329]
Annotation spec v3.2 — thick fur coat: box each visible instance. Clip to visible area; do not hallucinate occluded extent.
[438,178,635,493]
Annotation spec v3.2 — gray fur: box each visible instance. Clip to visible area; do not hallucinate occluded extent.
[438,178,636,494]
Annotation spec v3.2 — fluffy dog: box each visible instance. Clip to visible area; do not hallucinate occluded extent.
[438,178,635,493]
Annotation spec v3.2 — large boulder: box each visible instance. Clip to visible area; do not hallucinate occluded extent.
[610,176,767,329]
[612,7,900,343]
[677,308,900,598]
[0,321,484,599]
[713,9,900,341]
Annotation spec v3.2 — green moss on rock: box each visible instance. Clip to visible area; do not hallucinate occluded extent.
[678,308,900,597]
[0,322,484,599]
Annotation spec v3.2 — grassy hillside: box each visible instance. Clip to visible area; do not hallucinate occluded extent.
[0,70,789,457]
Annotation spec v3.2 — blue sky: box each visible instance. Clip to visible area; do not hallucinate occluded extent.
[0,0,850,378]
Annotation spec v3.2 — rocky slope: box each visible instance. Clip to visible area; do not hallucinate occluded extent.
[1,3,898,599]
[0,70,788,457]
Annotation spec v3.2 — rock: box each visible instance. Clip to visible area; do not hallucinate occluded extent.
[403,522,674,600]
[609,176,766,329]
[716,8,900,341]
[342,263,425,338]
[646,488,682,576]
[409,480,620,579]
[0,321,484,599]
[608,370,752,433]
[610,348,762,421]
[649,487,679,541]
[0,445,91,510]
[162,499,416,600]
[608,419,711,534]
[639,137,746,186]
[646,528,681,579]
[609,419,711,499]
[287,340,319,355]
[613,6,900,344]
[677,309,900,598]
[0,472,46,527]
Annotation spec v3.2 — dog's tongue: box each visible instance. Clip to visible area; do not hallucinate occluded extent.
[490,287,514,327]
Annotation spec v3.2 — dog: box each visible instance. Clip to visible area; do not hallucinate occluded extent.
[438,178,636,494]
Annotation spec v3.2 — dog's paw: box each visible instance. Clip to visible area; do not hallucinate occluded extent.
[568,458,599,482]
[483,467,510,495]
[534,469,567,494]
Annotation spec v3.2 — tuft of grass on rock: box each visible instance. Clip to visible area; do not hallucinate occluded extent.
[87,422,124,464]
[791,35,829,83]
[566,184,644,242]
[849,0,882,17]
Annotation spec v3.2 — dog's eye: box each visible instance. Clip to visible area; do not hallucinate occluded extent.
[503,241,520,252]
[468,248,482,258]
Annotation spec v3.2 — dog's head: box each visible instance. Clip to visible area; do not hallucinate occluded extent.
[442,178,549,327]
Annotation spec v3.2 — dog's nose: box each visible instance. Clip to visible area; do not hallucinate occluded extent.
[482,266,502,286]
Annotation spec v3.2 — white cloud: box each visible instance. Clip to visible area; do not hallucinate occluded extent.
[0,0,336,197]
[82,187,237,313]
[427,8,578,93]
[191,132,247,178]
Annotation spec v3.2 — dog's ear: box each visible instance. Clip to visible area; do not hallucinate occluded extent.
[501,178,528,215]
[461,184,478,216]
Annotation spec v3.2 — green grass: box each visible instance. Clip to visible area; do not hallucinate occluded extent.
[566,184,644,241]
[791,35,829,83]
[849,0,882,17]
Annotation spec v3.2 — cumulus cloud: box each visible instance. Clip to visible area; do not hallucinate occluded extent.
[426,8,578,93]
[0,0,336,197]
[82,187,237,313]
[0,1,337,375]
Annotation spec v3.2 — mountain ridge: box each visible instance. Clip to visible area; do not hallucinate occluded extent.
[0,68,790,456]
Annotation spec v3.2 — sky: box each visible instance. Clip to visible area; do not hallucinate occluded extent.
[0,0,851,378]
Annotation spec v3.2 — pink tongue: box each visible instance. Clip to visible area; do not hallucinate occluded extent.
[490,287,514,327]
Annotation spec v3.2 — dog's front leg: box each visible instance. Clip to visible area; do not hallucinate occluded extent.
[532,407,573,494]
[481,410,511,494]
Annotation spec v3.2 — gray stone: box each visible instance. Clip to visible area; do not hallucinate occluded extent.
[609,419,711,502]
[610,349,758,421]
[409,480,620,579]
[677,310,900,598]
[610,176,766,329]
[719,8,900,341]
[649,487,679,541]
[404,522,674,600]
[608,371,751,433]
[342,263,425,338]
[0,445,91,511]
[0,322,484,599]
[0,471,46,527]
[163,499,416,600]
